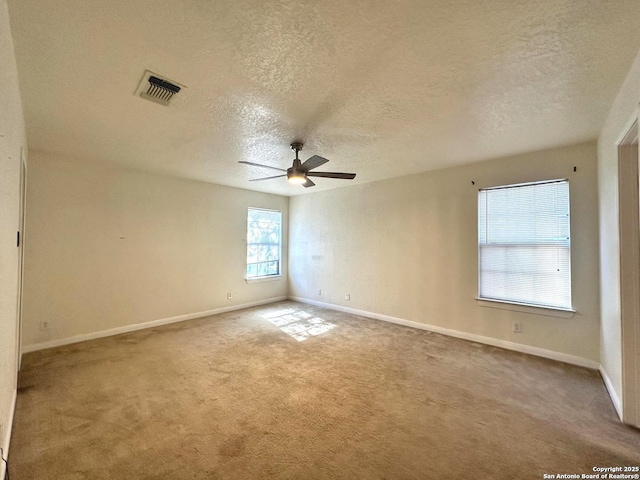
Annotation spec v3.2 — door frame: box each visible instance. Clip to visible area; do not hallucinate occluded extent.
[15,148,26,372]
[617,116,639,427]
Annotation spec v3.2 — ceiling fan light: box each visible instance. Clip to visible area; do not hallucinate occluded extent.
[288,173,306,184]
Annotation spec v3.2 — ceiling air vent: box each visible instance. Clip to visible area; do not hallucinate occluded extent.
[135,70,185,106]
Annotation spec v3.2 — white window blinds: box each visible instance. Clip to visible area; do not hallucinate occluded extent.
[478,180,571,310]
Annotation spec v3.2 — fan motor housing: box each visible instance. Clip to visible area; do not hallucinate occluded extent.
[287,166,306,179]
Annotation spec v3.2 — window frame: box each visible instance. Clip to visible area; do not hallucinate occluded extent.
[246,207,282,281]
[476,179,575,316]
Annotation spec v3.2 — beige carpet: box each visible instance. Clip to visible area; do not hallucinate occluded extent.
[10,301,640,479]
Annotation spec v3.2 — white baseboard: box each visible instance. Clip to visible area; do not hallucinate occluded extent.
[290,296,600,370]
[599,365,623,420]
[22,296,288,354]
[0,388,16,480]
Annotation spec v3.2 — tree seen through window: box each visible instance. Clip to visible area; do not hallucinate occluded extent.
[247,208,281,278]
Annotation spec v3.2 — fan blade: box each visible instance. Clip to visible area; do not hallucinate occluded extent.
[302,178,316,188]
[239,161,287,172]
[301,155,329,171]
[249,174,287,182]
[306,171,356,179]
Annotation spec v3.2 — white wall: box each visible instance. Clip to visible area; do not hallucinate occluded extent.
[0,0,27,476]
[597,50,640,406]
[290,142,600,363]
[22,152,288,347]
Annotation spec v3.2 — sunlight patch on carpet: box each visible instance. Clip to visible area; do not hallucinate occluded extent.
[262,308,337,341]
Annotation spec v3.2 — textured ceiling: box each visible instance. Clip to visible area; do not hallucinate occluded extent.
[8,0,640,196]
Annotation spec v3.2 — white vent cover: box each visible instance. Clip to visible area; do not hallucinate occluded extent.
[135,70,185,106]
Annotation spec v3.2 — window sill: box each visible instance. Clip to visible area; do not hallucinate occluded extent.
[245,275,283,284]
[476,298,575,319]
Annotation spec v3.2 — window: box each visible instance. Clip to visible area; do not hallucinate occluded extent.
[478,179,571,310]
[247,208,282,279]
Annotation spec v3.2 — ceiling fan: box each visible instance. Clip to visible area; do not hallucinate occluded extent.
[239,142,356,188]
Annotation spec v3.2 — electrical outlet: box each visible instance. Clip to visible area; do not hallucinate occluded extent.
[512,322,522,333]
[345,293,350,301]
[318,289,322,296]
[226,292,232,300]
[40,320,50,331]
